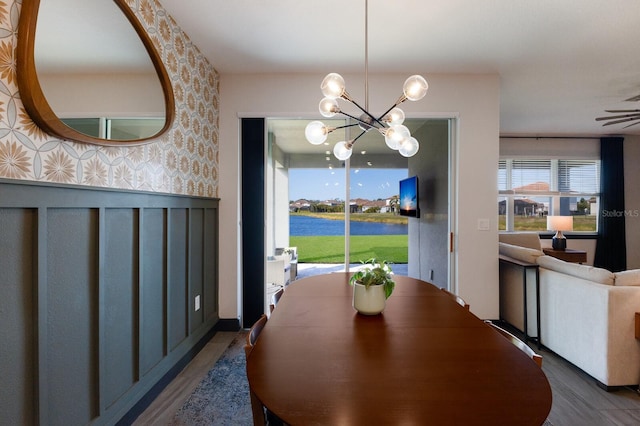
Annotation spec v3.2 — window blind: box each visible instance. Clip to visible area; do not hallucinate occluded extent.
[499,159,600,194]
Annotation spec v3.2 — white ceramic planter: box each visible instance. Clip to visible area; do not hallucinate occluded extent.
[352,282,386,315]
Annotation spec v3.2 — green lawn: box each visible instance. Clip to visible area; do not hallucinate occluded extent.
[498,215,596,231]
[290,235,408,264]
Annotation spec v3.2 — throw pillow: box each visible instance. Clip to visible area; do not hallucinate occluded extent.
[498,233,542,251]
[499,242,544,264]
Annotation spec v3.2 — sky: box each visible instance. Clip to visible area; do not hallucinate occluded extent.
[289,168,408,201]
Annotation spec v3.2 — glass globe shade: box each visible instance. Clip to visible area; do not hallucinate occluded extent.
[384,107,405,126]
[305,121,328,145]
[384,124,410,150]
[399,137,419,157]
[403,75,429,101]
[321,73,346,99]
[319,97,339,118]
[333,141,353,160]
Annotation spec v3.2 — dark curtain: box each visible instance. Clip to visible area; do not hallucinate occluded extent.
[241,118,266,328]
[594,137,626,272]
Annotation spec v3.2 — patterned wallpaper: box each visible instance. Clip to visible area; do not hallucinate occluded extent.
[0,0,219,197]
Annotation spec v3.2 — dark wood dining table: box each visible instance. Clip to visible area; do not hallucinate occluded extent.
[245,273,552,425]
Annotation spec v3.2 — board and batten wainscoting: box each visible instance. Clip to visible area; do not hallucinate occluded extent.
[0,179,220,425]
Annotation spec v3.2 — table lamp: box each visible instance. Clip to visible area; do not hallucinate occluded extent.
[547,215,573,250]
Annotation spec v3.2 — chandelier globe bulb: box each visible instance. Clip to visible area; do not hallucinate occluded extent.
[321,73,346,99]
[384,124,410,150]
[305,121,329,145]
[399,137,419,157]
[403,75,429,101]
[384,107,405,125]
[333,141,353,160]
[319,97,340,118]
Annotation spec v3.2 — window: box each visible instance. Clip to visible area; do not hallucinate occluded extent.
[61,117,164,140]
[498,159,600,232]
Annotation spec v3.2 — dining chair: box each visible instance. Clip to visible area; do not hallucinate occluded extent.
[485,320,543,368]
[440,287,470,310]
[244,315,287,426]
[244,314,268,426]
[269,287,284,314]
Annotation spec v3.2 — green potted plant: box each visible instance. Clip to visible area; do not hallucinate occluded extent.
[350,258,395,315]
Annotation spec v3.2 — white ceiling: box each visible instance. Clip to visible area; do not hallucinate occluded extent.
[35,0,640,137]
[157,0,640,137]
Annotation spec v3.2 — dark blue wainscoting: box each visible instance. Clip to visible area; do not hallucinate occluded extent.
[0,179,219,425]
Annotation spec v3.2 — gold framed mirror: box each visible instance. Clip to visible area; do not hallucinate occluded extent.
[17,0,175,146]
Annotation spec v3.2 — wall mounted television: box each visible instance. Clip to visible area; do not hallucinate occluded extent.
[399,176,420,218]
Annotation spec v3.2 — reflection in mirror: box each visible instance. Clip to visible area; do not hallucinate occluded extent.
[17,0,174,146]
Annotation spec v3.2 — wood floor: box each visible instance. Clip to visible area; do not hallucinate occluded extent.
[132,330,640,426]
[540,345,640,425]
[132,331,238,425]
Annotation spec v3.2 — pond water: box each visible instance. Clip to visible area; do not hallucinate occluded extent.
[290,215,408,236]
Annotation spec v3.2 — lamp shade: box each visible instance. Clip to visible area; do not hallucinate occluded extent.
[547,215,573,231]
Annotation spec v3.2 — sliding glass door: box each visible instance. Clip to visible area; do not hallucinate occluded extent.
[260,117,455,316]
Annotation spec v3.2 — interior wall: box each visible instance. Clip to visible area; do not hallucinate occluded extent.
[219,73,500,320]
[408,120,450,288]
[38,73,164,117]
[624,135,640,269]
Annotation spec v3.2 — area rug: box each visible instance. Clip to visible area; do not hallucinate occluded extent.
[170,333,253,426]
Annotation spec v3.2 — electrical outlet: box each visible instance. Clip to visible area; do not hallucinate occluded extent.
[195,295,201,311]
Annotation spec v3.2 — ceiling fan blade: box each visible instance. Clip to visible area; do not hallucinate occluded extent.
[604,109,640,113]
[625,94,640,102]
[623,120,640,129]
[601,116,640,126]
[596,112,640,121]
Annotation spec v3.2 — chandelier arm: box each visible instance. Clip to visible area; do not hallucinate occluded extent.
[334,123,361,131]
[352,129,368,144]
[376,93,412,121]
[339,110,382,129]
[377,102,404,123]
[394,94,408,106]
[347,98,387,128]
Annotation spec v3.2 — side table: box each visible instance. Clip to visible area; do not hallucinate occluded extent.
[542,248,587,263]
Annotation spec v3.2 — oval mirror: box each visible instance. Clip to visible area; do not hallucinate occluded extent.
[17,0,175,146]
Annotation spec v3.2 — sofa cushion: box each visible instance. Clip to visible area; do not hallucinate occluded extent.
[614,269,640,286]
[537,255,614,285]
[498,232,542,251]
[499,242,544,264]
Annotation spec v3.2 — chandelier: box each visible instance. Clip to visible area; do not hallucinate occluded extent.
[304,0,429,161]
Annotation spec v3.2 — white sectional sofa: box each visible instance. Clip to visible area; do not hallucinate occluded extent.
[498,233,640,389]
